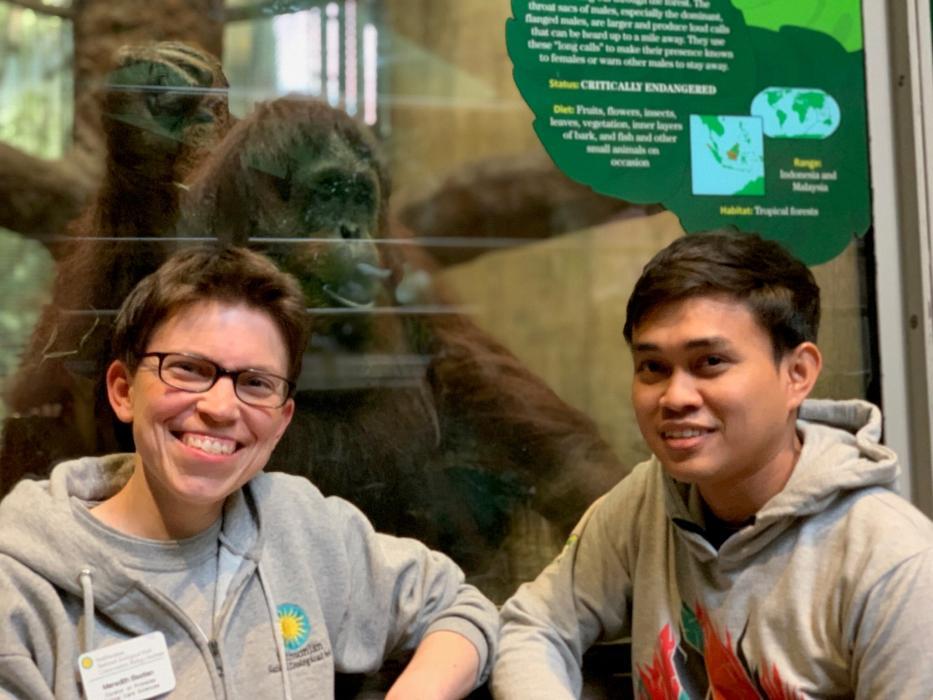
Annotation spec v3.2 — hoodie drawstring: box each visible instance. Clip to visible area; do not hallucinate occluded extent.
[78,567,95,653]
[257,561,294,700]
[78,564,293,699]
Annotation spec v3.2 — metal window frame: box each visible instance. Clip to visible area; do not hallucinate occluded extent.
[866,0,933,514]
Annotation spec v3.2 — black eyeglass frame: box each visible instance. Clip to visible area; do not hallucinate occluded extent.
[139,351,296,408]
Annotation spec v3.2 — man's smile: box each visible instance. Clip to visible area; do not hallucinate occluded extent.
[660,426,713,440]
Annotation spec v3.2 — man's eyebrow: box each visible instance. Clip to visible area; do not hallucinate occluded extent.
[685,336,731,350]
[632,342,659,353]
[632,337,732,353]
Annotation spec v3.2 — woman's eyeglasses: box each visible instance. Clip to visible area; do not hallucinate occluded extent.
[140,352,295,408]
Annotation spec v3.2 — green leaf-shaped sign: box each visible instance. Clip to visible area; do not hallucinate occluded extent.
[506,0,870,264]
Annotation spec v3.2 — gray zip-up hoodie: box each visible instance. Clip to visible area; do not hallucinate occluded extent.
[493,399,933,699]
[0,455,497,698]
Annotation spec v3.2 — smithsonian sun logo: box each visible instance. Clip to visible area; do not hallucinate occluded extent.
[277,603,311,652]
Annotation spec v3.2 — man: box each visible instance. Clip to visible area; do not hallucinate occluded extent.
[493,232,933,698]
[0,246,495,699]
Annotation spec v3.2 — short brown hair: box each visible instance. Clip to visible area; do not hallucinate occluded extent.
[623,231,820,360]
[111,245,309,379]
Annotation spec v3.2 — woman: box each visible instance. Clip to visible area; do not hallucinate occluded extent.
[0,246,496,699]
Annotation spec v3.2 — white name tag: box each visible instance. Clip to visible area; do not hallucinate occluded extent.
[78,631,176,700]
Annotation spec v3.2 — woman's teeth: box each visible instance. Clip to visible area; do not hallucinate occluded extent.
[182,434,236,455]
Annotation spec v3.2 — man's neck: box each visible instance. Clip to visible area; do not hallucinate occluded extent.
[699,430,803,524]
[699,497,753,549]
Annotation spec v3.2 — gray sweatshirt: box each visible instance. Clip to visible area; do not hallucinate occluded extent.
[0,455,497,698]
[493,399,933,699]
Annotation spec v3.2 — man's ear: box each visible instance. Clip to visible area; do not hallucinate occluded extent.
[106,360,135,424]
[783,341,822,410]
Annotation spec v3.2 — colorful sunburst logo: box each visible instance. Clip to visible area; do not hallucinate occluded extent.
[277,603,311,652]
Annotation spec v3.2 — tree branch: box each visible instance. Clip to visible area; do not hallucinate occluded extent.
[3,0,74,19]
[0,142,94,244]
[224,0,318,23]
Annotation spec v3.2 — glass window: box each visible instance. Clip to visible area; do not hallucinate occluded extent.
[0,1,876,611]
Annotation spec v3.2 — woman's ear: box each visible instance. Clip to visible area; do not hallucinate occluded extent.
[272,398,295,443]
[784,341,823,411]
[106,360,135,424]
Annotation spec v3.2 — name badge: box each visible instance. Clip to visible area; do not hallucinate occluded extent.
[78,631,176,700]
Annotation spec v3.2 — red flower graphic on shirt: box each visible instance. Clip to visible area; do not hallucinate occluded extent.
[636,624,682,699]
[636,604,801,700]
[759,663,801,700]
[695,604,766,698]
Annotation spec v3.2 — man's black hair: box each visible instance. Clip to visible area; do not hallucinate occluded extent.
[623,231,820,359]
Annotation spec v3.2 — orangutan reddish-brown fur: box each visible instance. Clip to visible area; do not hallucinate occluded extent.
[1,42,627,574]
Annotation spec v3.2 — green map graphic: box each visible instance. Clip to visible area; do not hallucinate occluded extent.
[751,88,841,139]
[690,116,764,196]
